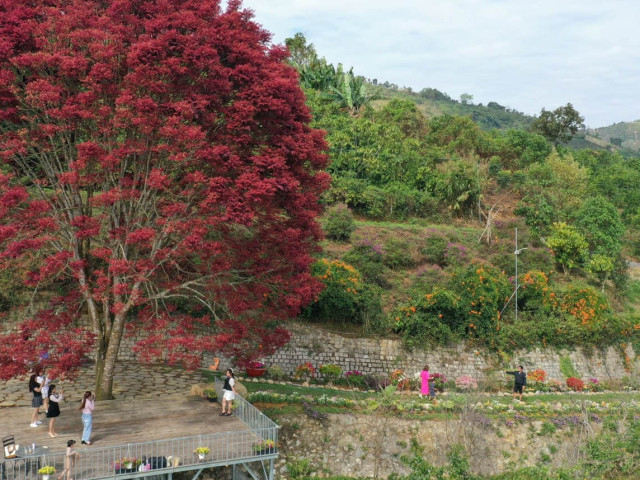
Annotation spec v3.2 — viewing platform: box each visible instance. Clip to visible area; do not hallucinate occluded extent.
[0,378,278,480]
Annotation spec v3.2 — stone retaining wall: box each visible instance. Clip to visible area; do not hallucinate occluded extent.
[261,323,636,382]
[274,412,597,478]
[101,322,638,383]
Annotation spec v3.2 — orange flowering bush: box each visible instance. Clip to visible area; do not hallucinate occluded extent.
[559,286,609,327]
[392,263,511,347]
[453,264,512,338]
[306,259,382,325]
[529,369,547,383]
[519,270,555,311]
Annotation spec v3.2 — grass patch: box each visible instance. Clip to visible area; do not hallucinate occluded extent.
[243,380,372,400]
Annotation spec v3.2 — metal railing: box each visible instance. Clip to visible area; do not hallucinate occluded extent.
[214,377,279,433]
[1,407,278,480]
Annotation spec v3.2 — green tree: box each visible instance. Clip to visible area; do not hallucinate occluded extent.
[530,103,585,145]
[587,254,615,292]
[514,194,556,237]
[426,115,490,159]
[284,33,318,68]
[459,93,474,105]
[574,196,625,256]
[374,100,427,139]
[522,151,588,218]
[503,129,552,168]
[546,222,589,273]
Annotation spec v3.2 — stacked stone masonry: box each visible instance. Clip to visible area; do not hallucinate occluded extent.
[261,323,636,382]
[115,322,635,381]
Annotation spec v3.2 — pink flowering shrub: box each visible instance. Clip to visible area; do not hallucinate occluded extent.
[455,375,478,391]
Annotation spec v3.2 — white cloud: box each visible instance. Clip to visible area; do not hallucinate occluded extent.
[238,0,640,126]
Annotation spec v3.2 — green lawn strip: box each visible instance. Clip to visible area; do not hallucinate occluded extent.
[243,380,372,400]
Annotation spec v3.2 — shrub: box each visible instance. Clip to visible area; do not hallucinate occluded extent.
[488,157,502,177]
[364,373,390,391]
[411,264,446,292]
[529,369,547,383]
[324,203,356,242]
[306,259,383,326]
[586,378,602,392]
[515,194,556,238]
[392,287,464,348]
[345,370,366,389]
[295,362,316,379]
[267,365,286,380]
[394,264,512,348]
[383,238,416,269]
[286,458,316,480]
[343,238,388,287]
[451,263,512,339]
[566,377,584,392]
[454,375,478,391]
[558,286,613,345]
[518,271,555,312]
[431,373,448,392]
[318,364,342,383]
[306,259,361,322]
[421,234,448,266]
[444,242,468,267]
[496,169,512,189]
[389,369,405,385]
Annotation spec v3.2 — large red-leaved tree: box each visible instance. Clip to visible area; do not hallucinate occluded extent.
[0,0,329,399]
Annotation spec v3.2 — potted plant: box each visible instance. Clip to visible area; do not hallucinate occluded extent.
[194,446,210,460]
[113,457,142,473]
[203,388,217,402]
[252,439,276,455]
[246,360,267,377]
[38,466,56,480]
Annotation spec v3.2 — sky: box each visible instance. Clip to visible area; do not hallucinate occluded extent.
[238,0,640,128]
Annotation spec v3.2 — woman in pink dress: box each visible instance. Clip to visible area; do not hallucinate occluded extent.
[420,364,430,398]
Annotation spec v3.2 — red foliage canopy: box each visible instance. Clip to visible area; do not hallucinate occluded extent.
[0,0,328,390]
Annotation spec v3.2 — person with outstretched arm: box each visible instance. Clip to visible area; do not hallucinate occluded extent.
[506,365,527,402]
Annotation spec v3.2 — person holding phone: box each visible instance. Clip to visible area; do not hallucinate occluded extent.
[47,384,63,437]
[79,391,95,445]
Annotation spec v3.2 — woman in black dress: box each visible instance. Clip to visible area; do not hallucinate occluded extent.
[46,384,63,437]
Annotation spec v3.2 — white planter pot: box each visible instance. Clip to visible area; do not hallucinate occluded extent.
[198,454,205,460]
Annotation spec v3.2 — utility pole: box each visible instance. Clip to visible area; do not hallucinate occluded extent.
[514,228,527,322]
[499,228,528,321]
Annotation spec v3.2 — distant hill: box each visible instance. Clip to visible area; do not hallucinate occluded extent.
[591,121,640,152]
[370,84,640,154]
[369,84,534,131]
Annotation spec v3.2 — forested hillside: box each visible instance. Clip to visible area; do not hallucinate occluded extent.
[287,34,640,356]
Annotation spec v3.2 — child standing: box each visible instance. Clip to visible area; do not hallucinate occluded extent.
[58,440,78,480]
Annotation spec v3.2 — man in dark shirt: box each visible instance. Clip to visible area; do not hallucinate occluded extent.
[506,365,527,401]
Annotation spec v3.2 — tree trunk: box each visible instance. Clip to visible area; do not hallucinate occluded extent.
[94,314,126,400]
